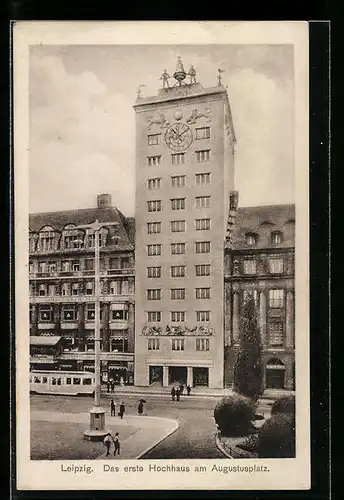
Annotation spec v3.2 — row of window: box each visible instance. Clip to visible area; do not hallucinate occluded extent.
[147,264,210,278]
[30,304,128,322]
[148,127,210,146]
[30,257,131,274]
[147,311,210,323]
[147,196,210,212]
[147,150,211,167]
[147,288,211,300]
[147,242,210,256]
[147,321,285,349]
[147,173,210,190]
[147,219,210,234]
[242,257,284,275]
[148,338,210,351]
[30,280,131,297]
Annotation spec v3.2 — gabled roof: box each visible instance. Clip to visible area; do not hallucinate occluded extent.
[232,204,295,250]
[29,206,134,251]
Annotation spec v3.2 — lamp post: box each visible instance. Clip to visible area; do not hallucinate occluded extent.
[74,219,119,441]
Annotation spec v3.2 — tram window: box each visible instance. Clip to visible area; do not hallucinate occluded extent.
[83,378,92,385]
[66,377,72,385]
[42,377,48,384]
[57,378,62,385]
[73,377,81,385]
[34,376,41,384]
[52,377,57,385]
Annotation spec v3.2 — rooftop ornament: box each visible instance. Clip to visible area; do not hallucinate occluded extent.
[218,68,225,86]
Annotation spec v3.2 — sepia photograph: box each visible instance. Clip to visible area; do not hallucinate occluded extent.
[14,21,310,491]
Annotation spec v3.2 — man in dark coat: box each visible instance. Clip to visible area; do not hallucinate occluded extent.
[186,385,191,396]
[171,386,176,401]
[138,401,144,415]
[119,402,125,419]
[175,388,180,401]
[179,384,184,395]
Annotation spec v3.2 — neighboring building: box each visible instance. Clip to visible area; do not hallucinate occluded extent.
[29,194,136,384]
[30,336,64,371]
[224,200,295,390]
[133,58,236,388]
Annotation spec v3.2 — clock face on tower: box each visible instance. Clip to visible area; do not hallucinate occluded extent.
[164,122,193,151]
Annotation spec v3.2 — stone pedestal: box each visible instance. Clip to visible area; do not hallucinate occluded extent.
[83,406,108,441]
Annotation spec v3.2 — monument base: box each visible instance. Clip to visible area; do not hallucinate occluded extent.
[83,428,109,442]
[83,406,108,441]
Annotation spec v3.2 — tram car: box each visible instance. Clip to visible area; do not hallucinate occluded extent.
[30,370,96,396]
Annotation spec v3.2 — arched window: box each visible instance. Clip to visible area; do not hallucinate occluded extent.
[271,231,283,244]
[245,232,258,245]
[37,225,59,252]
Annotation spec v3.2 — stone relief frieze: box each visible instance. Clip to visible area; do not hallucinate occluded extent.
[147,113,170,130]
[186,107,212,124]
[141,324,215,336]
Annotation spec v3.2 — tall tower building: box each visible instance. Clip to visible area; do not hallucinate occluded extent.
[133,59,236,389]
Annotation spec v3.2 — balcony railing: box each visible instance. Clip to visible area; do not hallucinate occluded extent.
[30,268,135,279]
[30,294,134,304]
[59,351,134,362]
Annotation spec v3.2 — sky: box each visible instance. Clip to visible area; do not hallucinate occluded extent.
[29,44,294,216]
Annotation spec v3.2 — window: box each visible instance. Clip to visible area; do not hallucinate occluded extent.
[38,284,46,296]
[171,243,185,255]
[66,377,72,385]
[196,338,210,351]
[61,260,70,272]
[83,378,92,385]
[148,133,161,146]
[196,310,210,322]
[196,127,210,140]
[147,266,161,278]
[39,305,53,322]
[109,257,120,269]
[171,198,185,210]
[148,338,160,350]
[269,289,284,308]
[195,218,210,231]
[147,178,161,190]
[147,200,162,212]
[62,305,77,321]
[86,281,93,295]
[38,261,47,273]
[269,257,284,274]
[39,230,56,251]
[171,220,185,232]
[72,283,79,296]
[195,264,211,276]
[172,153,185,165]
[147,311,161,322]
[195,241,211,253]
[147,289,161,300]
[86,304,103,321]
[48,262,56,273]
[110,281,120,295]
[147,222,161,234]
[73,377,81,385]
[85,258,94,270]
[29,261,34,274]
[61,283,70,296]
[147,244,162,256]
[171,175,186,188]
[195,173,211,185]
[171,311,185,322]
[121,280,129,295]
[246,233,258,245]
[172,339,184,351]
[271,231,283,244]
[171,265,185,277]
[72,260,79,272]
[196,287,211,299]
[243,259,257,274]
[147,155,161,166]
[243,289,258,305]
[195,196,210,209]
[268,321,284,346]
[196,150,211,162]
[111,307,126,321]
[29,236,37,252]
[48,284,55,296]
[171,288,185,300]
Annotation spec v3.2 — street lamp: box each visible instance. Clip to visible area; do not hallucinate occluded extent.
[73,219,119,441]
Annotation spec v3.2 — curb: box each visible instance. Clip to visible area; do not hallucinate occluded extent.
[136,419,179,459]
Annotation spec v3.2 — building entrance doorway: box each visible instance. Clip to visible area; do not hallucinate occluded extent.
[108,366,127,385]
[169,366,187,385]
[265,358,285,389]
[149,366,163,385]
[193,367,209,387]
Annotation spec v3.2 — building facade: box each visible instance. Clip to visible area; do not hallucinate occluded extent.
[224,201,295,390]
[133,59,236,388]
[29,194,136,384]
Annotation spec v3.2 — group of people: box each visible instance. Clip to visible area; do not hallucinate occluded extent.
[110,399,146,418]
[171,384,191,401]
[103,432,121,457]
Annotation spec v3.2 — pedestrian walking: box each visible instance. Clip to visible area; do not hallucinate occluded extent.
[113,432,121,457]
[119,402,125,419]
[107,381,110,393]
[110,380,115,393]
[103,432,112,457]
[176,388,180,401]
[138,401,144,415]
[110,398,116,416]
[187,385,191,396]
[171,386,176,401]
[179,384,184,395]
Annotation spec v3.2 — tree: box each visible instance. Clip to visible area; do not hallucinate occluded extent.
[233,291,264,402]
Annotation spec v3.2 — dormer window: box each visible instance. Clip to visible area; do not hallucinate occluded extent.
[37,226,58,252]
[245,233,258,246]
[271,231,283,244]
[62,224,84,249]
